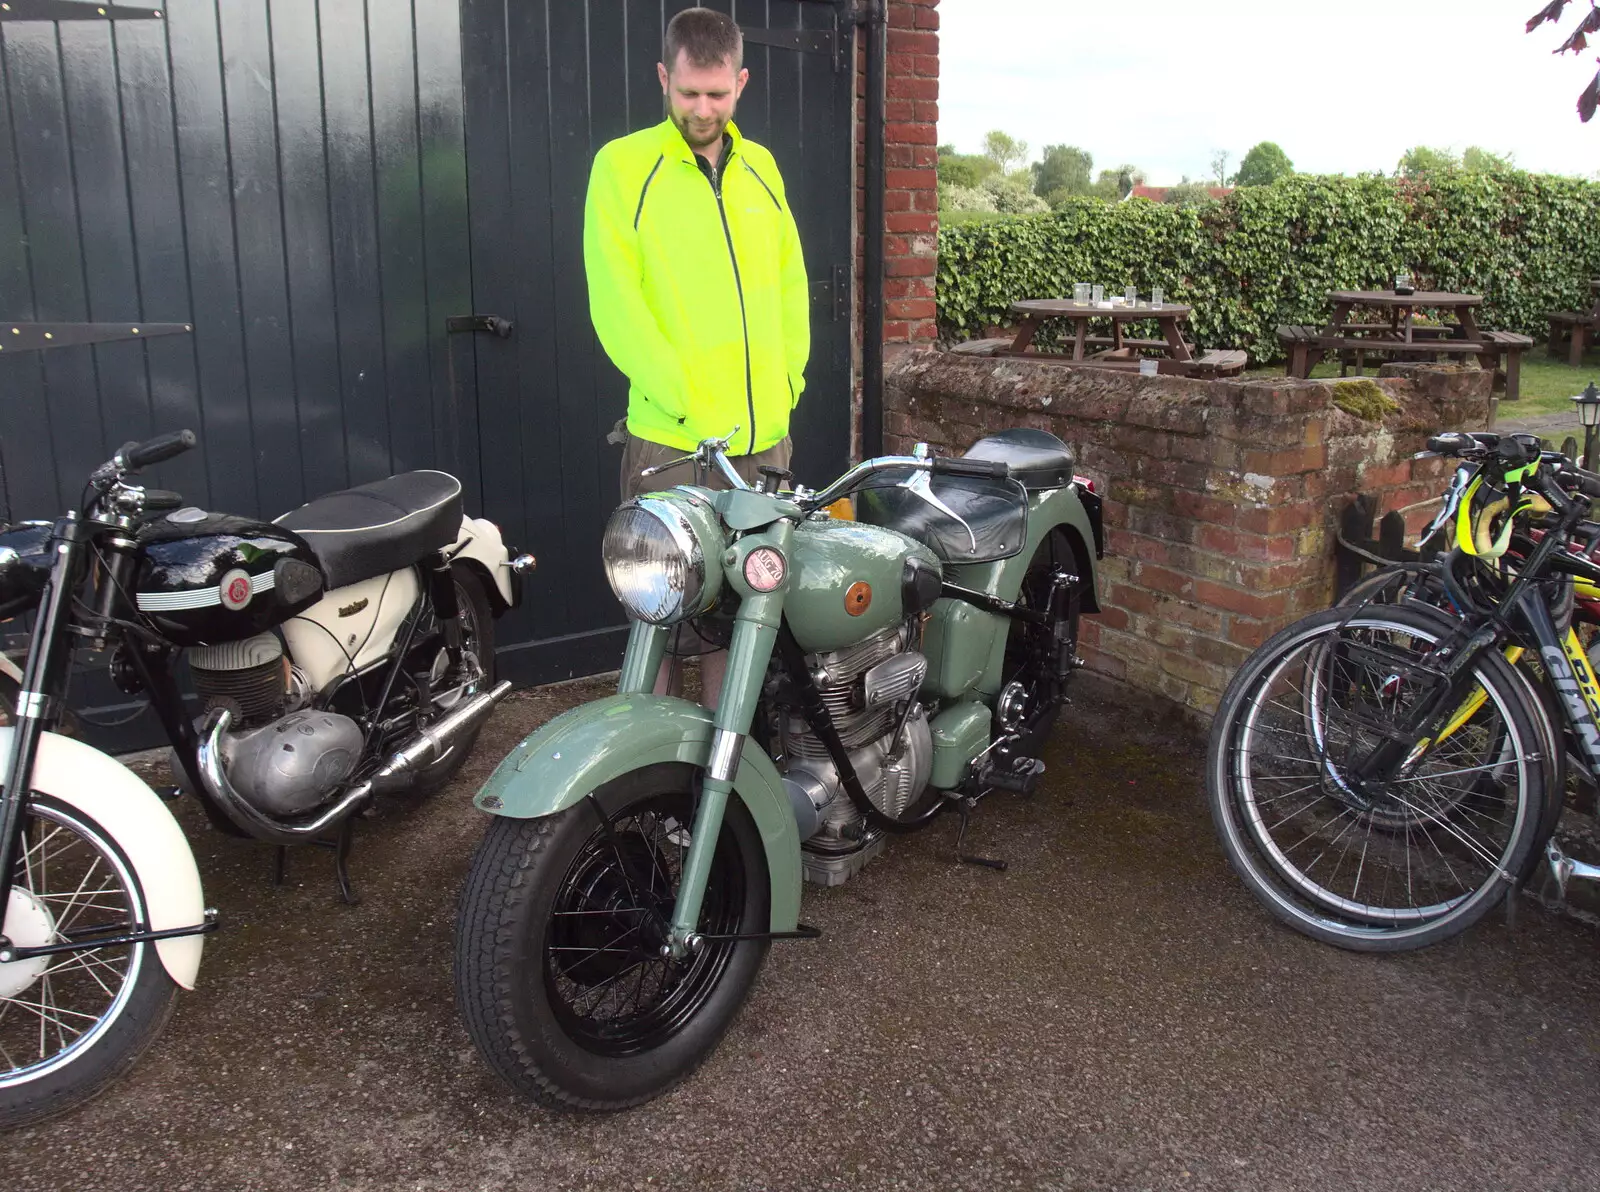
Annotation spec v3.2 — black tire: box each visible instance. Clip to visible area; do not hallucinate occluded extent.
[1207,606,1548,952]
[454,763,770,1111]
[1338,563,1569,884]
[998,528,1082,759]
[406,566,497,796]
[0,796,180,1130]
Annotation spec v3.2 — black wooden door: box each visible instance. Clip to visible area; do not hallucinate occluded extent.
[459,0,856,689]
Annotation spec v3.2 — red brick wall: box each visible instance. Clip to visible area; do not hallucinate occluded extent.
[856,0,941,356]
[883,354,1493,720]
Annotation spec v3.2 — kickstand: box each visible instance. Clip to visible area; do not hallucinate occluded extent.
[332,818,359,906]
[954,798,1006,871]
[273,845,289,887]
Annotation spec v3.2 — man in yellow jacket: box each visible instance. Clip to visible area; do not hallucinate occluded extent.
[585,6,809,503]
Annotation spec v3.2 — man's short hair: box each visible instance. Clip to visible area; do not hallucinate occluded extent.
[664,7,743,73]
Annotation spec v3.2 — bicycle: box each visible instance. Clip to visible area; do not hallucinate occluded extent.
[1207,431,1600,951]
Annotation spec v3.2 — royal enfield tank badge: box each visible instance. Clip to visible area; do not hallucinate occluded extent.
[219,567,253,611]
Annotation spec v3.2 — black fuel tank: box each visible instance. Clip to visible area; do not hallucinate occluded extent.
[134,509,325,647]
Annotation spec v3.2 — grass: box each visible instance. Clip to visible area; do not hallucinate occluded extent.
[1244,347,1600,443]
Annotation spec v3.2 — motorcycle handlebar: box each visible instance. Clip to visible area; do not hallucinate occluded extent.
[141,489,185,511]
[931,457,1011,480]
[117,429,196,472]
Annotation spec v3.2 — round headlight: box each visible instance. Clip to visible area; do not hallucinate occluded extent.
[602,497,722,624]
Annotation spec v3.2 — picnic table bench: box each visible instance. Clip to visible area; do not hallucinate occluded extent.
[948,299,1248,379]
[1546,278,1600,366]
[1278,290,1530,403]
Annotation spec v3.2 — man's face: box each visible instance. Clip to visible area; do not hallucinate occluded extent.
[658,51,747,152]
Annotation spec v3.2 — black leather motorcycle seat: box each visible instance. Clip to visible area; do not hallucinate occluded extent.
[856,472,1027,564]
[276,470,463,589]
[963,428,1075,490]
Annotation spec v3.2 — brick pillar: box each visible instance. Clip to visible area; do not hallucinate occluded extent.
[856,0,940,368]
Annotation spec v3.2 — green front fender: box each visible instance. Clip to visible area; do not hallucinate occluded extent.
[473,693,801,932]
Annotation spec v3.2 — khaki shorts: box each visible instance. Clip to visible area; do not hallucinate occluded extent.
[618,427,793,503]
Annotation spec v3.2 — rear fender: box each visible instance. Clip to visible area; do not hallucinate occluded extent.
[451,517,514,610]
[0,729,206,988]
[473,694,802,932]
[947,485,1101,698]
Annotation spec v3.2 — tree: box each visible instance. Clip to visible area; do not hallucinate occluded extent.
[1209,149,1232,187]
[1091,164,1145,201]
[1234,141,1294,186]
[1031,144,1094,199]
[982,129,1029,174]
[1396,145,1460,175]
[937,151,997,189]
[1462,145,1515,171]
[1526,0,1600,120]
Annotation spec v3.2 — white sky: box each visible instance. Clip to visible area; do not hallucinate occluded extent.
[937,0,1600,183]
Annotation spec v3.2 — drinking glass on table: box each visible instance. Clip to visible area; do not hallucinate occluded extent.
[1073,282,1091,304]
[1125,285,1138,307]
[1091,284,1105,305]
[1150,286,1164,309]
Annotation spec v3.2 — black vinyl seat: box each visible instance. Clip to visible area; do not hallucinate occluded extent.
[277,470,463,589]
[856,472,1027,564]
[963,428,1075,490]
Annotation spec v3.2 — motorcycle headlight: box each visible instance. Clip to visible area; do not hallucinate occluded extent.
[602,496,724,625]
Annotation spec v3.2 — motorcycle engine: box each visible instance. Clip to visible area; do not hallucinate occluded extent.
[180,632,360,817]
[779,625,931,887]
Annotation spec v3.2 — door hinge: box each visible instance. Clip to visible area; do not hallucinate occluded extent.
[0,1,163,19]
[741,10,853,72]
[808,264,851,324]
[446,315,514,338]
[0,321,192,353]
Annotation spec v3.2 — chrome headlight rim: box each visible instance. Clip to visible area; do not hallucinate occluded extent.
[603,494,714,626]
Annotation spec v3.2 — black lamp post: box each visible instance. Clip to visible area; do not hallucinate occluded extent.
[1574,382,1600,471]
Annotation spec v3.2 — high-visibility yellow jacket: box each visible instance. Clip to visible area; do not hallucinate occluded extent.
[583,119,809,455]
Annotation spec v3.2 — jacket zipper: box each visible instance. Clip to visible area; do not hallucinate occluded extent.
[702,157,756,455]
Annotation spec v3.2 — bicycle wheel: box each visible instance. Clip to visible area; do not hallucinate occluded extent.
[1207,605,1548,951]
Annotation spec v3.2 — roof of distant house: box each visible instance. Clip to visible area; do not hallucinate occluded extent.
[1127,184,1234,203]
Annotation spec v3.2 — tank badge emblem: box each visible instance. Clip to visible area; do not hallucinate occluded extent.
[219,568,253,611]
[743,547,786,592]
[845,581,873,616]
[337,598,369,618]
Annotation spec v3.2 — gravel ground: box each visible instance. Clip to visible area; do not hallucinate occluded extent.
[6,675,1599,1192]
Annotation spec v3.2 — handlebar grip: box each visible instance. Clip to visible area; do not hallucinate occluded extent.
[1426,433,1471,456]
[931,456,1011,480]
[141,489,184,511]
[1568,467,1600,500]
[121,429,196,471]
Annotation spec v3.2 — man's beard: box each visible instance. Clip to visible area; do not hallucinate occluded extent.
[668,104,731,151]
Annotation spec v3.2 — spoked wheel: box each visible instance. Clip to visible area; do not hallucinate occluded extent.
[998,528,1082,759]
[407,566,496,796]
[1337,563,1570,883]
[454,763,769,1110]
[1207,606,1547,952]
[0,796,178,1129]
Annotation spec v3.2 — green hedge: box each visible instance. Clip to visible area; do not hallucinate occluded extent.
[936,172,1600,362]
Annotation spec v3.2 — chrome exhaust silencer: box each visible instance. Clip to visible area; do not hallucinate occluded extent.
[196,680,512,843]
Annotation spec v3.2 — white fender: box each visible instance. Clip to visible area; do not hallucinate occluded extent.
[452,516,515,607]
[0,729,206,989]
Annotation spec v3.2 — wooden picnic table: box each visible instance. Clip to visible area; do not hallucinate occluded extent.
[1279,289,1530,413]
[948,299,1248,377]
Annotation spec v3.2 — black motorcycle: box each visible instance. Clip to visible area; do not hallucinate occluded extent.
[0,429,532,1128]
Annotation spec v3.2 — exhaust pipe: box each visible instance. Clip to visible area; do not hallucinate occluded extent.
[367,680,511,790]
[196,680,512,843]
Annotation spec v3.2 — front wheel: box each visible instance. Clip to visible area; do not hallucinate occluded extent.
[1207,606,1547,952]
[454,763,770,1110]
[0,796,179,1129]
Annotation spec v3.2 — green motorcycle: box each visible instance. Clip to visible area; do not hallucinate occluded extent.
[454,427,1103,1110]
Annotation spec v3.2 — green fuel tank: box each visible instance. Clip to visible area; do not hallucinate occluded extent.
[781,517,939,654]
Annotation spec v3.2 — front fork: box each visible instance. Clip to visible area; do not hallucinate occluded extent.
[615,536,788,959]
